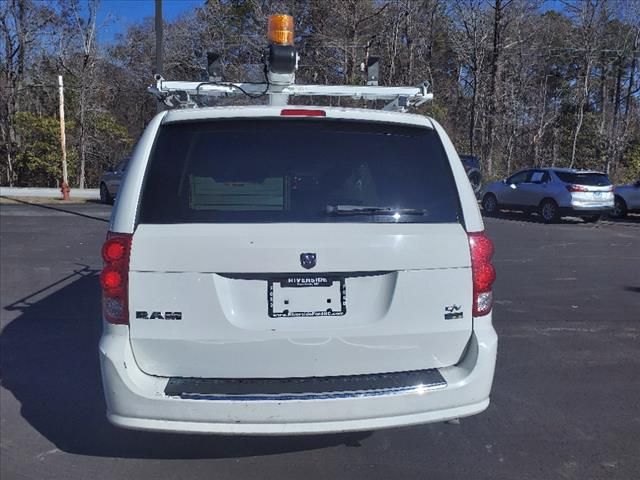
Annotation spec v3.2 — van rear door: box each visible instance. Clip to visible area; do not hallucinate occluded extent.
[128,118,473,378]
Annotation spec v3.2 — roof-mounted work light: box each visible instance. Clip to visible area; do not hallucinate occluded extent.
[266,14,297,81]
[268,14,294,46]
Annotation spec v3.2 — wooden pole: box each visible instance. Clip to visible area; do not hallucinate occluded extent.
[58,75,70,200]
[155,0,164,113]
[155,0,163,75]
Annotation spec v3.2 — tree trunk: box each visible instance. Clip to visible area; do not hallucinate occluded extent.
[533,75,549,167]
[79,87,86,189]
[485,0,504,176]
[5,146,13,186]
[569,61,590,168]
[606,57,624,175]
[598,54,608,173]
[469,68,478,156]
[623,28,639,130]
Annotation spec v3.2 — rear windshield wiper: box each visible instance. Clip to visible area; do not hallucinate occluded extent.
[325,205,428,216]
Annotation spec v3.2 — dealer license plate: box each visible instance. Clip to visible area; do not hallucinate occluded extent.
[268,276,346,318]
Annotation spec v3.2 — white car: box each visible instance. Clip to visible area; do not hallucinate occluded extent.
[612,179,640,218]
[99,159,128,204]
[481,168,614,223]
[99,106,498,435]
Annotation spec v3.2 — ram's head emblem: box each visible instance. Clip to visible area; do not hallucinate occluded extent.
[300,253,317,269]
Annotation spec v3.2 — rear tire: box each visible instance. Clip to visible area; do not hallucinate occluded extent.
[612,196,628,218]
[100,183,113,205]
[482,194,498,216]
[539,199,560,224]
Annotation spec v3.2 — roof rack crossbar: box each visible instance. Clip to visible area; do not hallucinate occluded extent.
[148,77,433,112]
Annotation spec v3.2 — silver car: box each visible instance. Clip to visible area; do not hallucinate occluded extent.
[481,168,614,223]
[99,159,128,204]
[612,179,640,218]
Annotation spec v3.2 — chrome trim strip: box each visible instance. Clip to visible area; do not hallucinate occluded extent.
[166,368,448,402]
[177,383,447,401]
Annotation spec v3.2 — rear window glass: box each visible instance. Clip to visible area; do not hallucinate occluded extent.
[554,172,611,186]
[530,172,544,182]
[138,119,462,224]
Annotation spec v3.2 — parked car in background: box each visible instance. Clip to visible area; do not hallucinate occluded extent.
[99,159,128,204]
[612,179,640,218]
[459,154,482,195]
[481,168,613,223]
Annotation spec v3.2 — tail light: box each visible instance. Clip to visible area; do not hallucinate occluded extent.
[100,232,132,324]
[468,231,496,317]
[566,184,589,192]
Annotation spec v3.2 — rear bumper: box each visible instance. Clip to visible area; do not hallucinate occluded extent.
[563,197,613,216]
[561,206,612,217]
[99,318,498,435]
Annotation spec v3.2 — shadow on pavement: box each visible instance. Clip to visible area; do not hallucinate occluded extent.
[0,270,370,459]
[483,210,583,225]
[606,213,640,224]
[0,196,109,222]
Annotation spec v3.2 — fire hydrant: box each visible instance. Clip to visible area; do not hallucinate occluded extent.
[60,181,70,200]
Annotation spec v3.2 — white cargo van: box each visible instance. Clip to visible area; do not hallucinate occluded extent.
[99,16,497,435]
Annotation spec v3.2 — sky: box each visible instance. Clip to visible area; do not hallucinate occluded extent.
[93,0,571,45]
[96,0,205,43]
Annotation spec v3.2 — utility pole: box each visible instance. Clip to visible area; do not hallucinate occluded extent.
[58,75,70,200]
[155,0,164,112]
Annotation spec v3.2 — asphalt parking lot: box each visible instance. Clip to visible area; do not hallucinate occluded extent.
[1,201,639,480]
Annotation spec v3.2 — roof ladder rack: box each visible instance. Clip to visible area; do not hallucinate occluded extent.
[147,13,433,113]
[148,77,433,112]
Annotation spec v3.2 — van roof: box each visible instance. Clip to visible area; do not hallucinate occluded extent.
[162,105,435,129]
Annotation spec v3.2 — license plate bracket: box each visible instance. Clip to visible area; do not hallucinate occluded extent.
[268,276,346,318]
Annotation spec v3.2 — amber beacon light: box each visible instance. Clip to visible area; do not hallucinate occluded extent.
[268,14,294,45]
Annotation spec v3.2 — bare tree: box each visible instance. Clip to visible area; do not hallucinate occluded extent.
[450,0,491,157]
[564,0,606,168]
[0,0,57,185]
[57,0,99,189]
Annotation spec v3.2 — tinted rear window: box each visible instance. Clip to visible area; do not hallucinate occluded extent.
[554,171,611,186]
[138,119,462,224]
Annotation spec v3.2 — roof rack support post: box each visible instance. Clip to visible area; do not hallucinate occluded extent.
[268,92,289,106]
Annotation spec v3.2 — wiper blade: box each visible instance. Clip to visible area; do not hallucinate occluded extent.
[325,205,428,216]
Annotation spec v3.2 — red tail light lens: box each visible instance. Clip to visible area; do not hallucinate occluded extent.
[102,238,127,262]
[100,232,132,324]
[101,269,123,290]
[566,184,589,192]
[468,231,496,317]
[280,109,326,117]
